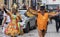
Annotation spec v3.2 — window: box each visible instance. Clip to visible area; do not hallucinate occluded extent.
[22,0,25,3]
[37,0,42,2]
[4,0,9,9]
[47,5,59,11]
[13,0,16,4]
[31,0,36,10]
[19,0,26,10]
[4,0,7,5]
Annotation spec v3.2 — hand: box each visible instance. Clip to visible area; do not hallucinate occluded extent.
[0,4,7,10]
[26,5,29,9]
[1,4,4,8]
[0,4,6,10]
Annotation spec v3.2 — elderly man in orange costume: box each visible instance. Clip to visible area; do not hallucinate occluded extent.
[27,5,59,37]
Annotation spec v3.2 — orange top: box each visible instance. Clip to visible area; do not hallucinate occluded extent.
[37,12,48,30]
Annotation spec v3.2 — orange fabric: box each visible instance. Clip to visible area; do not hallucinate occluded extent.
[37,13,48,30]
[4,14,20,36]
[5,22,19,36]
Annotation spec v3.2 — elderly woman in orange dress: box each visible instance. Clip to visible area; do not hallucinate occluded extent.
[2,3,22,37]
[27,6,59,37]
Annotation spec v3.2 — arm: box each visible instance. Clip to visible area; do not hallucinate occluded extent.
[3,8,11,16]
[1,4,12,16]
[17,13,22,22]
[28,8,38,16]
[48,12,58,17]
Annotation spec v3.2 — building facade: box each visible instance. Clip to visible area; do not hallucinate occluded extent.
[0,0,39,9]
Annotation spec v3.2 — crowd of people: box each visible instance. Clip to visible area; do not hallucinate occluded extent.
[0,3,60,37]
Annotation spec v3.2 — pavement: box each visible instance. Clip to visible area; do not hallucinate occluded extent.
[0,20,60,37]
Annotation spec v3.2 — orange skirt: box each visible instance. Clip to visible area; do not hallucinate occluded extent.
[37,23,48,31]
[5,22,20,36]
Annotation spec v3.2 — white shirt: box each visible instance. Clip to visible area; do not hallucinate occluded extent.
[3,12,10,22]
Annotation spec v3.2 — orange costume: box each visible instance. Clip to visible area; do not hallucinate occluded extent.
[37,12,48,31]
[4,14,20,36]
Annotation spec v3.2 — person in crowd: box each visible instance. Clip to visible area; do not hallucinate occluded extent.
[0,8,4,25]
[2,3,22,37]
[48,10,60,32]
[27,6,59,37]
[0,4,4,25]
[0,4,10,37]
[53,10,60,32]
[2,11,10,37]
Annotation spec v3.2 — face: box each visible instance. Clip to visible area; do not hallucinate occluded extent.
[12,8,17,13]
[40,6,45,11]
[40,9,45,13]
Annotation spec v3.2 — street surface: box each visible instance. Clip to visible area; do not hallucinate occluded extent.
[0,20,60,37]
